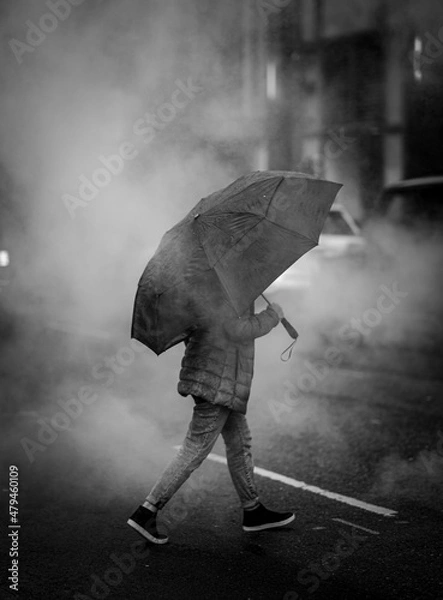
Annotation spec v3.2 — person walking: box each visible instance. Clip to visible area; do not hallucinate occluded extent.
[127,298,295,544]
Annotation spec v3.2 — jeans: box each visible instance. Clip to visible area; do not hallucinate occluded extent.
[146,397,259,510]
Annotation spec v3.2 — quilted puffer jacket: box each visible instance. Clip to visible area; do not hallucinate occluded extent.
[177,302,280,414]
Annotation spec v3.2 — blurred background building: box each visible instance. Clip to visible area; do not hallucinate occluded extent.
[1,0,442,332]
[231,0,443,219]
[2,0,442,227]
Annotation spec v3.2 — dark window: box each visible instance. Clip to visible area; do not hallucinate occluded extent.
[321,33,383,127]
[382,185,443,224]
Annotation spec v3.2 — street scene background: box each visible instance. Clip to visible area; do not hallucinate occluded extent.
[1,0,443,599]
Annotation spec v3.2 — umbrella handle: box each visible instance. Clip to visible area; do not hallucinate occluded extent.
[281,317,299,340]
[280,320,298,362]
[261,293,299,341]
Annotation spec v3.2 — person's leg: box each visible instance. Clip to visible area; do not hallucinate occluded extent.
[145,399,230,510]
[221,411,295,531]
[220,411,259,509]
[128,398,231,543]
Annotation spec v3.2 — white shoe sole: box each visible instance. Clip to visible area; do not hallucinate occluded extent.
[127,518,169,544]
[242,513,295,532]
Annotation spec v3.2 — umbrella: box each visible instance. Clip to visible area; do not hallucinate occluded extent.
[131,170,342,354]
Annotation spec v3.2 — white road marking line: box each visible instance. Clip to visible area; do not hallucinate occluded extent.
[332,518,380,535]
[173,447,398,518]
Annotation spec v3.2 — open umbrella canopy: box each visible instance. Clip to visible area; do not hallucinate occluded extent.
[131,170,342,354]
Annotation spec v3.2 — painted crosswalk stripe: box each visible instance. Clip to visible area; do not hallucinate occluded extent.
[332,518,380,535]
[173,447,398,518]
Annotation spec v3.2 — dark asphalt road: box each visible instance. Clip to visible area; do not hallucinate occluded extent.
[1,337,443,600]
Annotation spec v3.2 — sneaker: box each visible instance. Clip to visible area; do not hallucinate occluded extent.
[127,505,169,544]
[242,502,295,532]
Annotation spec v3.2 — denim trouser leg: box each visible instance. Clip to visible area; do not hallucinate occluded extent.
[221,411,259,510]
[146,399,259,510]
[146,400,229,510]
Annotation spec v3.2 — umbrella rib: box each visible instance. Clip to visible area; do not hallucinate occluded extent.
[203,217,315,315]
[201,209,263,220]
[197,219,235,235]
[205,216,315,270]
[157,218,315,297]
[134,173,340,355]
[267,218,317,242]
[203,212,315,242]
[210,265,240,314]
[232,214,316,242]
[201,215,265,265]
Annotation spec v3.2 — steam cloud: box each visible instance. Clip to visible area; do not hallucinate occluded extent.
[0,0,442,513]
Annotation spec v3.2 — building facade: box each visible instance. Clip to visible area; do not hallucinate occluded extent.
[246,0,443,218]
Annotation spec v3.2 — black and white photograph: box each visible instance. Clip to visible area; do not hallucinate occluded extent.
[1,1,442,598]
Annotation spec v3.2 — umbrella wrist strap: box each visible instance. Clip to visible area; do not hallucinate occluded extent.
[280,340,296,362]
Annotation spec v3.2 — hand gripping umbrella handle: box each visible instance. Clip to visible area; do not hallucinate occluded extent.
[279,318,298,362]
[261,294,298,361]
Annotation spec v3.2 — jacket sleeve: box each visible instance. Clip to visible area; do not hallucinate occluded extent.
[223,306,280,342]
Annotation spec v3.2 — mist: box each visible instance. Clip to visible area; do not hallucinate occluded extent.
[1,0,442,519]
[0,0,250,507]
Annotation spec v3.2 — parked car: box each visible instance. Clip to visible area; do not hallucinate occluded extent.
[363,175,443,262]
[266,204,366,293]
[372,175,443,227]
[362,175,443,347]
